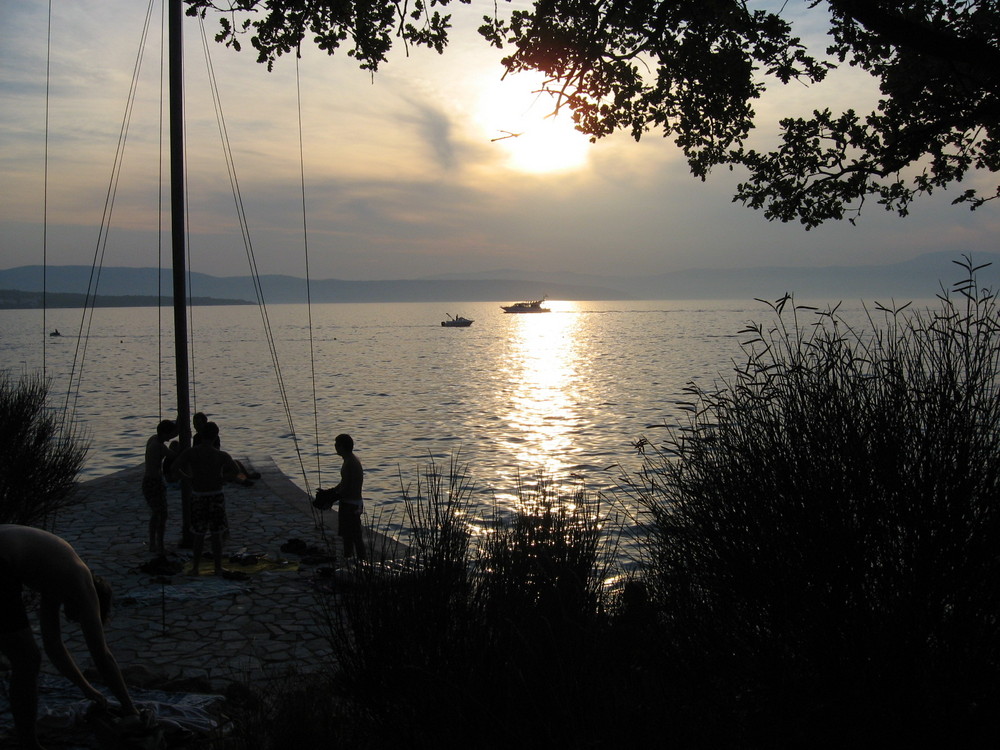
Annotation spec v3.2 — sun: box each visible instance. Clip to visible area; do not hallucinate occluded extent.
[475,72,592,174]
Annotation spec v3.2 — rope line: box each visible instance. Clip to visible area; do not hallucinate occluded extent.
[63,0,158,421]
[296,53,327,532]
[197,18,313,500]
[42,4,322,523]
[184,100,198,414]
[43,0,53,377]
[158,0,167,419]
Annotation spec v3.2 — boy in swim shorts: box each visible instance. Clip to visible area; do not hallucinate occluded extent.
[142,419,179,555]
[169,422,242,576]
[330,434,366,559]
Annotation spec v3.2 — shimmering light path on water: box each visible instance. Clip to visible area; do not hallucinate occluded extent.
[1,298,885,559]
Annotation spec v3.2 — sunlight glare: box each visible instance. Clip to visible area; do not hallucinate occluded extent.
[476,73,592,174]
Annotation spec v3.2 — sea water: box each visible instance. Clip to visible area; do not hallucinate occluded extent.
[0,297,895,562]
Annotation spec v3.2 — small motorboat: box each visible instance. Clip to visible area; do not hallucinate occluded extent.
[441,314,474,327]
[501,297,550,313]
[49,329,61,337]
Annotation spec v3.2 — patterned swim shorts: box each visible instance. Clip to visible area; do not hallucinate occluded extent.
[190,491,227,536]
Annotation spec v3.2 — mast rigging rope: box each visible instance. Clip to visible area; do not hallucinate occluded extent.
[196,17,315,500]
[44,3,322,512]
[63,0,159,423]
[296,53,327,530]
[43,0,52,377]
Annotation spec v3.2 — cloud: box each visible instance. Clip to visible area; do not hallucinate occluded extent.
[396,96,461,172]
[2,0,999,284]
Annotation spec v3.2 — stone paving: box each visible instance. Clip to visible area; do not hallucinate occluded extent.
[40,457,407,693]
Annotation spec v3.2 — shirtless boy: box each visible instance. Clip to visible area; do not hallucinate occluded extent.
[142,419,179,555]
[332,434,366,559]
[169,422,241,576]
[0,525,139,749]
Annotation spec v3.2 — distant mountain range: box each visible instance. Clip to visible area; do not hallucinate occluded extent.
[0,266,624,306]
[424,251,1000,301]
[1,252,997,307]
[0,289,249,309]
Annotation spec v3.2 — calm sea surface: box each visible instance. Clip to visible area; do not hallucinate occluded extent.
[1,298,894,562]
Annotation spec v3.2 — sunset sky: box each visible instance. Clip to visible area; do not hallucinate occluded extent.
[2,0,998,282]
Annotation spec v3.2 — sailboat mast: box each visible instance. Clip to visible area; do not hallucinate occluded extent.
[168,0,191,448]
[169,0,194,547]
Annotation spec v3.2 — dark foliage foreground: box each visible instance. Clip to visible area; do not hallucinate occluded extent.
[228,261,1000,748]
[0,371,88,526]
[225,465,642,749]
[322,468,630,749]
[628,259,1000,747]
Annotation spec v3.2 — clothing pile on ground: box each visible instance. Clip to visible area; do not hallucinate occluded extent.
[1,673,230,749]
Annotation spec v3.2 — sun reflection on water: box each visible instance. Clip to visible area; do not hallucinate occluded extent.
[498,301,584,482]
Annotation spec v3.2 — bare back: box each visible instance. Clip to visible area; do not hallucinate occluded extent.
[171,443,239,492]
[0,524,139,717]
[0,525,94,609]
[337,452,364,501]
[143,435,168,479]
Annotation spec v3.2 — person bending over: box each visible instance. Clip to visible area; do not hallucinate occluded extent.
[0,525,138,749]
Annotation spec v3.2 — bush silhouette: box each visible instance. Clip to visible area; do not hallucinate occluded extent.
[632,258,1000,745]
[0,371,88,526]
[310,464,621,748]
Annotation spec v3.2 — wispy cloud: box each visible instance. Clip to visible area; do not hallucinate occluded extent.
[1,0,997,283]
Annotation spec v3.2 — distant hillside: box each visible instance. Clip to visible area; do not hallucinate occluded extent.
[1,253,997,303]
[627,252,1000,301]
[420,252,1000,301]
[0,289,251,310]
[0,266,630,303]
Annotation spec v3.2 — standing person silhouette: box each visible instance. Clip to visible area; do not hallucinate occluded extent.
[313,434,366,560]
[191,412,217,449]
[142,419,179,556]
[193,412,259,486]
[169,422,241,576]
[0,525,140,749]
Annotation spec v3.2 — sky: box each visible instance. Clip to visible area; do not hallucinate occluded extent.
[1,0,998,282]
